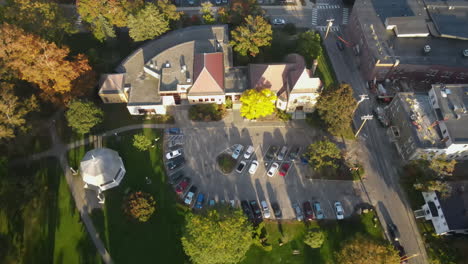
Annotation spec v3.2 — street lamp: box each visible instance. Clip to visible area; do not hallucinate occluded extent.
[325,18,335,39]
[355,115,373,138]
[353,94,370,115]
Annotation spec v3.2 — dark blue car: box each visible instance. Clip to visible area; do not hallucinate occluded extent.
[195,193,205,209]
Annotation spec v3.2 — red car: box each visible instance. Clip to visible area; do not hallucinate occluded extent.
[175,177,191,194]
[279,163,290,177]
[303,201,315,221]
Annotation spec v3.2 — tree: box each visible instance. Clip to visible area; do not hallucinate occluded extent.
[128,3,169,42]
[336,235,401,264]
[414,180,452,197]
[240,88,277,120]
[200,1,215,24]
[182,208,253,264]
[123,191,156,222]
[230,15,272,57]
[0,82,38,140]
[306,140,341,170]
[154,0,182,22]
[65,100,103,134]
[316,83,357,136]
[1,0,76,42]
[227,0,264,26]
[133,133,152,151]
[427,155,456,177]
[297,31,322,64]
[304,228,325,248]
[0,23,92,104]
[77,0,143,41]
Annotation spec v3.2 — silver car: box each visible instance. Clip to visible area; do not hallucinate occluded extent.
[260,201,271,218]
[292,203,304,221]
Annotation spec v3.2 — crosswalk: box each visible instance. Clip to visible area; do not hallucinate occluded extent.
[312,8,318,26]
[342,8,349,25]
[315,26,340,32]
[316,4,341,9]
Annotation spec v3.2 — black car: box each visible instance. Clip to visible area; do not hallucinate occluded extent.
[336,41,345,51]
[249,200,262,222]
[387,223,400,242]
[168,170,184,185]
[393,241,408,264]
[288,146,300,160]
[271,202,282,218]
[241,200,254,220]
[167,156,185,170]
[265,145,278,161]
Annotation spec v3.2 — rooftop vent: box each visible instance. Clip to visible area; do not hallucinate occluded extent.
[424,45,431,53]
[181,65,187,73]
[186,78,192,83]
[463,49,468,57]
[165,62,171,68]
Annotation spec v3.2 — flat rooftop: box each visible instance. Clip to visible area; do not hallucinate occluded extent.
[127,74,161,105]
[225,67,248,94]
[440,181,468,231]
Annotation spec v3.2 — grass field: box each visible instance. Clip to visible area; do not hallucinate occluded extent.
[72,129,188,264]
[0,159,99,264]
[242,211,383,264]
[317,48,338,90]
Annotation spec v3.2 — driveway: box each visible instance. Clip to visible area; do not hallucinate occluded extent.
[169,126,364,220]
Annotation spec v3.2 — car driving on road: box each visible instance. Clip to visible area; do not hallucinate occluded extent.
[267,162,279,177]
[236,161,247,173]
[249,160,259,174]
[232,144,244,159]
[334,201,344,220]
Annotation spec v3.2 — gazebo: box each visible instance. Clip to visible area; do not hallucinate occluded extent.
[80,148,126,191]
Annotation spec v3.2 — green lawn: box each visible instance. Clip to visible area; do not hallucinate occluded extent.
[242,211,384,264]
[0,159,99,264]
[80,129,188,264]
[317,48,338,90]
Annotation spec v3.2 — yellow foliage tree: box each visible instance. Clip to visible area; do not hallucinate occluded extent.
[240,88,277,120]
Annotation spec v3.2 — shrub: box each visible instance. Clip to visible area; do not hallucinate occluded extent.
[274,109,292,121]
[133,133,153,151]
[304,228,325,248]
[123,191,156,222]
[188,104,227,121]
[225,97,233,109]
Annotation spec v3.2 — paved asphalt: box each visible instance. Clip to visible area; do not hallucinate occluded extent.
[322,32,429,263]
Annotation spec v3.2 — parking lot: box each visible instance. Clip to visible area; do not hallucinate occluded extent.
[166,126,365,220]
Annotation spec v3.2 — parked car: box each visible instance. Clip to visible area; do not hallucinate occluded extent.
[300,155,309,164]
[292,203,304,221]
[260,201,271,218]
[336,41,345,51]
[167,156,185,170]
[195,193,205,209]
[184,186,197,205]
[272,18,286,25]
[168,170,184,185]
[313,202,324,220]
[303,201,315,221]
[230,200,236,207]
[271,202,282,218]
[278,146,288,160]
[222,0,228,3]
[244,145,255,159]
[279,163,290,177]
[288,146,300,160]
[232,144,244,159]
[241,200,254,220]
[265,145,278,161]
[166,149,183,159]
[166,128,181,134]
[394,242,408,264]
[387,223,400,242]
[175,177,190,194]
[249,160,259,174]
[209,199,216,206]
[215,0,221,4]
[267,162,279,177]
[188,0,195,5]
[334,202,344,220]
[236,161,247,173]
[249,200,262,222]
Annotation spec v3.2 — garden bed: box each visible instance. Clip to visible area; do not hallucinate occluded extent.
[188,104,227,121]
[217,153,237,174]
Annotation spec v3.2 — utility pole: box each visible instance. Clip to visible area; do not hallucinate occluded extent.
[355,115,373,138]
[353,94,370,115]
[325,18,334,39]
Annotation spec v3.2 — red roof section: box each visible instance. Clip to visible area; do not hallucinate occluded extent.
[190,52,224,95]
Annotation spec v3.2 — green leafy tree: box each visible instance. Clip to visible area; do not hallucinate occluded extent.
[230,15,272,57]
[1,0,76,42]
[297,31,322,63]
[123,191,156,222]
[306,139,341,170]
[316,83,357,136]
[182,208,253,264]
[240,88,277,120]
[0,82,38,140]
[133,133,152,151]
[155,0,182,22]
[304,228,325,248]
[65,100,103,134]
[336,235,401,264]
[200,1,215,24]
[128,3,169,42]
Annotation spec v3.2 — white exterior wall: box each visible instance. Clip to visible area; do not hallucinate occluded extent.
[187,95,225,104]
[162,96,176,106]
[276,99,287,111]
[127,104,167,115]
[286,93,320,113]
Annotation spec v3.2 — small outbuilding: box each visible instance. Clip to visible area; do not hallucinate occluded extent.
[80,148,126,191]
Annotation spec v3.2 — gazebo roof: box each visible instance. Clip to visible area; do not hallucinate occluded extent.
[80,148,125,188]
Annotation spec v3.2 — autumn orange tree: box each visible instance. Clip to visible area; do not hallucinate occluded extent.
[0,23,93,105]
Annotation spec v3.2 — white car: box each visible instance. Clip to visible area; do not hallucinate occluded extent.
[249,160,259,174]
[272,18,286,25]
[244,145,255,159]
[232,144,244,159]
[277,146,288,161]
[334,202,344,220]
[267,162,279,177]
[260,201,271,218]
[166,149,182,160]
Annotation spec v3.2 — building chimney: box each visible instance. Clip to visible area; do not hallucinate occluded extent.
[311,59,318,77]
